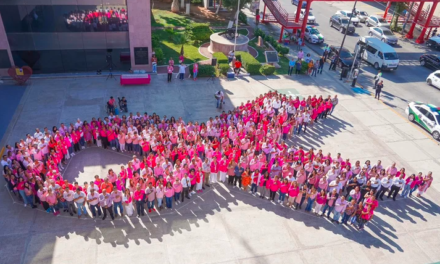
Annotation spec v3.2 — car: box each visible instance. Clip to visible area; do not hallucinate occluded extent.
[366,15,390,28]
[356,10,369,23]
[405,101,440,140]
[335,10,360,26]
[426,36,440,50]
[328,46,359,68]
[291,0,307,8]
[294,9,316,24]
[329,15,356,34]
[302,26,324,44]
[420,54,440,70]
[368,27,398,45]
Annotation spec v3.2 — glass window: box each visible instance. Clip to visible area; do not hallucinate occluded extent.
[426,112,435,122]
[61,49,87,72]
[0,5,32,33]
[106,32,129,49]
[82,32,107,49]
[52,5,81,32]
[85,49,107,71]
[7,33,35,51]
[366,45,377,54]
[0,50,12,68]
[28,5,56,32]
[32,33,60,50]
[58,33,85,49]
[384,52,398,60]
[378,52,383,59]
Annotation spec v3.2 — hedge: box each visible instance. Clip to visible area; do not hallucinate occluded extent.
[260,64,275,75]
[189,64,216,77]
[192,23,212,42]
[213,52,228,65]
[218,63,230,75]
[235,51,261,75]
[154,48,164,63]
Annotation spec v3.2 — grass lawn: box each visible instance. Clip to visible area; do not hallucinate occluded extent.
[153,30,207,65]
[248,39,289,75]
[151,9,191,28]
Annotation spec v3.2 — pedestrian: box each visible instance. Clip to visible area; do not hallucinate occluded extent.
[375,81,384,100]
[318,56,325,74]
[151,54,157,73]
[234,59,242,75]
[167,63,173,82]
[373,70,382,89]
[351,68,359,87]
[228,50,234,63]
[256,13,260,26]
[192,61,199,80]
[99,189,115,220]
[307,60,314,75]
[297,38,302,50]
[178,62,186,80]
[330,95,338,115]
[295,59,302,74]
[329,56,336,71]
[297,49,304,60]
[432,28,437,37]
[323,46,329,61]
[215,90,224,109]
[312,59,319,77]
[288,57,295,76]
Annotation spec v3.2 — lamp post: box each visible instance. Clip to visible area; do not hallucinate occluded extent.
[234,0,241,52]
[336,0,358,74]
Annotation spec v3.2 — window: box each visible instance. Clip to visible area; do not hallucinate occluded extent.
[418,107,428,116]
[371,17,378,22]
[434,73,440,78]
[374,28,381,34]
[378,52,383,59]
[366,45,377,54]
[426,112,435,122]
[384,52,398,60]
[0,50,12,68]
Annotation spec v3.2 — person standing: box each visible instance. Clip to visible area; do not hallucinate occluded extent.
[73,188,87,219]
[99,189,115,221]
[112,187,124,217]
[87,188,102,218]
[312,60,319,77]
[133,185,144,217]
[178,62,186,80]
[234,59,242,76]
[181,174,191,202]
[234,163,245,189]
[388,175,405,201]
[297,49,304,60]
[329,55,336,71]
[295,59,302,75]
[375,81,384,100]
[256,13,260,26]
[373,70,382,89]
[288,57,295,76]
[318,56,325,74]
[151,54,157,73]
[297,38,302,50]
[330,95,338,115]
[193,62,199,81]
[145,183,156,212]
[351,68,359,87]
[63,187,76,216]
[167,63,174,83]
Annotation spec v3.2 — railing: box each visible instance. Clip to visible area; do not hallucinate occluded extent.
[262,0,289,26]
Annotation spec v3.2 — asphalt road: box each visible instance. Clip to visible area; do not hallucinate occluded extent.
[274,0,440,115]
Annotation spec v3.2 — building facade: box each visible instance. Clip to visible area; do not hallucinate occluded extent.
[0,0,152,75]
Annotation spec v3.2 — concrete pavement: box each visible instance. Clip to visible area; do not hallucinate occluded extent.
[1,63,440,263]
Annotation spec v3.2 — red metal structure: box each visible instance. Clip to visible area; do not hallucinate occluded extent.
[260,0,440,44]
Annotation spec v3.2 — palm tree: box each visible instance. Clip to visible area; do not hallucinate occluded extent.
[391,2,408,31]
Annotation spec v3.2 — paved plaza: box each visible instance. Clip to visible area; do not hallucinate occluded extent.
[1,70,440,264]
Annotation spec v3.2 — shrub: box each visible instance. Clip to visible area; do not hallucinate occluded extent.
[189,64,216,77]
[152,34,160,49]
[218,63,230,75]
[213,52,228,65]
[278,46,289,56]
[154,48,164,63]
[235,54,241,62]
[238,11,247,24]
[192,23,212,42]
[300,61,309,74]
[254,28,265,38]
[260,64,275,75]
[235,51,261,75]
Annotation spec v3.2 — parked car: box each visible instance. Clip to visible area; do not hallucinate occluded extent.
[301,26,324,44]
[329,15,356,34]
[356,11,369,23]
[291,0,307,8]
[355,36,399,71]
[335,10,360,26]
[420,54,440,70]
[328,46,359,68]
[426,36,440,50]
[294,9,316,24]
[368,27,398,45]
[366,15,390,28]
[405,101,440,140]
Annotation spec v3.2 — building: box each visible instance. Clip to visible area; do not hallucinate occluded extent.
[0,0,152,76]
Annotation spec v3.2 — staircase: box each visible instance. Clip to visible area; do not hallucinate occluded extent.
[262,0,302,28]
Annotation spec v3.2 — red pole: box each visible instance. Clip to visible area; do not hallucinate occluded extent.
[427,27,433,40]
[300,0,312,46]
[279,26,284,42]
[383,1,391,19]
[406,2,424,39]
[295,0,303,22]
[262,4,267,22]
[416,1,438,43]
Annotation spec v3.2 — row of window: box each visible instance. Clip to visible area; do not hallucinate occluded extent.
[12,49,131,73]
[0,4,128,33]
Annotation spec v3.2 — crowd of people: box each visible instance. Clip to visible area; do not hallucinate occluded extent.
[1,91,434,229]
[64,6,128,32]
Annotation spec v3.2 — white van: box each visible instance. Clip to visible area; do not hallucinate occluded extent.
[355,36,399,71]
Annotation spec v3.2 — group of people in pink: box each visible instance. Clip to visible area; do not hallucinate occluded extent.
[2,91,434,229]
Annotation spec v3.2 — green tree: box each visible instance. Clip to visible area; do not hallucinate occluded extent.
[391,2,408,31]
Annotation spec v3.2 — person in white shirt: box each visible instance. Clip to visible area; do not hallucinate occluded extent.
[34,128,44,140]
[272,99,281,115]
[63,187,76,216]
[87,189,102,217]
[1,155,12,169]
[181,174,191,201]
[376,175,393,200]
[328,178,342,193]
[73,189,87,218]
[388,175,405,201]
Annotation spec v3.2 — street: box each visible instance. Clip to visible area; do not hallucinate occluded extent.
[262,0,440,116]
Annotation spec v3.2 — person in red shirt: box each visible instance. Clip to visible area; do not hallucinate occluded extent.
[234,59,242,75]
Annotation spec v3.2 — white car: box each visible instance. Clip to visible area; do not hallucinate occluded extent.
[426,70,440,88]
[295,9,316,24]
[356,11,369,23]
[335,10,359,26]
[405,101,440,140]
[366,15,390,28]
[303,26,324,44]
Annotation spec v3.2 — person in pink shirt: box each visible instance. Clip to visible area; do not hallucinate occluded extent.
[269,175,281,202]
[386,162,398,176]
[173,178,183,204]
[156,183,165,210]
[287,181,299,208]
[165,182,175,208]
[278,178,289,204]
[258,172,269,199]
[314,189,327,215]
[218,155,228,183]
[111,187,124,217]
[210,157,219,184]
[46,189,60,216]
